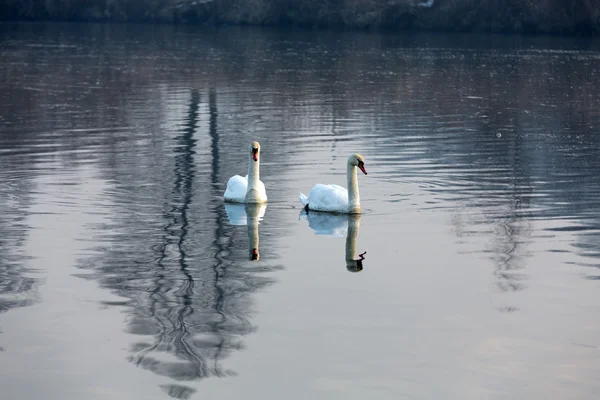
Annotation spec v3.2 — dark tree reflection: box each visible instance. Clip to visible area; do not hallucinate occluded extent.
[77,88,281,394]
[1,24,599,389]
[0,163,38,347]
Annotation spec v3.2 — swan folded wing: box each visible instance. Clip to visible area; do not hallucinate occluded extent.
[224,175,248,202]
[307,184,349,212]
[255,179,268,200]
[299,192,309,206]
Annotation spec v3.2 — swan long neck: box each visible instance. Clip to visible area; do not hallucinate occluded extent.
[247,153,260,191]
[347,163,360,212]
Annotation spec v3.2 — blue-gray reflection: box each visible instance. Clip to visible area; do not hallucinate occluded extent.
[0,170,37,349]
[74,87,281,398]
[301,211,366,273]
[2,23,600,395]
[224,203,267,261]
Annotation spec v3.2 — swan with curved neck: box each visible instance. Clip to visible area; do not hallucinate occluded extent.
[299,153,367,214]
[224,141,267,204]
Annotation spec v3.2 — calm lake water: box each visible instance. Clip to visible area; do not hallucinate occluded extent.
[1,22,600,399]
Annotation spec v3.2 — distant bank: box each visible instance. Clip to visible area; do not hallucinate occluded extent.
[1,0,599,36]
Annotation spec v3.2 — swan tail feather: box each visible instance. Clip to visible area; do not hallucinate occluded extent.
[299,192,309,207]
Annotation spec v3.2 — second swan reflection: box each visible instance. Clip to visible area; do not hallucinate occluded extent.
[300,212,367,272]
[224,203,266,261]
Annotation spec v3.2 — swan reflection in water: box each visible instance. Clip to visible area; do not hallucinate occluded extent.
[300,211,366,272]
[224,203,266,260]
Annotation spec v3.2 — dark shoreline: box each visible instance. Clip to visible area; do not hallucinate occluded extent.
[1,0,599,37]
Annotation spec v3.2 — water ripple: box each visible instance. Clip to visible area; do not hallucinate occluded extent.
[2,22,600,399]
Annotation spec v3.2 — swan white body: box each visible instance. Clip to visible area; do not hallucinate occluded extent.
[300,154,367,214]
[224,142,267,203]
[224,175,267,203]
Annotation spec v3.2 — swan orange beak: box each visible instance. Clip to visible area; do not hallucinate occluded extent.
[252,148,258,161]
[251,248,259,260]
[359,164,367,175]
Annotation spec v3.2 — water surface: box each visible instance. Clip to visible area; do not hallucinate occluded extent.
[1,22,600,399]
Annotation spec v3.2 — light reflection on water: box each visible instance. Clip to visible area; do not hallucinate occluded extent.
[1,22,600,399]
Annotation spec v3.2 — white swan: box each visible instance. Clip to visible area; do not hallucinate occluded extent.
[224,203,266,261]
[299,153,367,214]
[224,141,267,204]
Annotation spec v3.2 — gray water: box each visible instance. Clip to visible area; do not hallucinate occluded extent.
[1,22,600,400]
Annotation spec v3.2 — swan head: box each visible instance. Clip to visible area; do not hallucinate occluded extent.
[348,153,367,175]
[249,141,261,162]
[250,248,260,261]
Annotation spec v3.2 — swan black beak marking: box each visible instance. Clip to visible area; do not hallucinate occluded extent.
[358,161,367,175]
[252,147,258,161]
